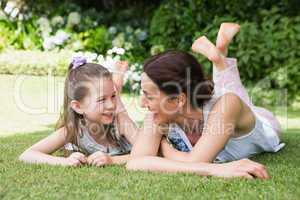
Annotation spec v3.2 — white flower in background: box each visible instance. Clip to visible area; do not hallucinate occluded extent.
[18,13,24,21]
[112,33,125,47]
[107,47,125,55]
[135,29,148,41]
[37,17,52,37]
[130,64,136,71]
[124,42,133,50]
[10,7,19,19]
[132,71,141,82]
[67,12,81,27]
[132,83,140,90]
[124,70,132,82]
[84,52,98,62]
[107,49,113,55]
[43,37,56,50]
[72,52,84,58]
[53,30,69,45]
[71,40,83,50]
[108,26,117,35]
[51,16,64,27]
[68,51,142,92]
[116,47,125,55]
[98,55,118,72]
[42,30,69,50]
[4,1,16,15]
[97,55,105,63]
[125,26,133,34]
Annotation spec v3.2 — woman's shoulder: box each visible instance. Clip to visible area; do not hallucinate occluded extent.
[206,93,243,118]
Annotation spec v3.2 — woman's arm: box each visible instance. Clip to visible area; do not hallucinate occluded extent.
[130,113,164,157]
[126,156,269,179]
[19,127,86,166]
[129,107,268,179]
[115,95,138,144]
[161,93,244,163]
[159,137,190,161]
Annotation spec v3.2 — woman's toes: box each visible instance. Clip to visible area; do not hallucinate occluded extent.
[192,36,222,62]
[216,23,240,51]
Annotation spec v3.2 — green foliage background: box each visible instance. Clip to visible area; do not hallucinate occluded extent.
[0,0,299,105]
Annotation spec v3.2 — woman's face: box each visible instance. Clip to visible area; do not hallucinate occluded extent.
[140,72,181,124]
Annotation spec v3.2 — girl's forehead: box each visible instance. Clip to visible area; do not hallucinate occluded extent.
[89,77,115,96]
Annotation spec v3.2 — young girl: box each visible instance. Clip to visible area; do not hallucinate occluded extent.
[19,57,138,167]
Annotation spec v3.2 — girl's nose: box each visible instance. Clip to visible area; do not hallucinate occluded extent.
[105,99,116,110]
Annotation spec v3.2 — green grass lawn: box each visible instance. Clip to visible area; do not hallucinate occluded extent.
[0,74,300,199]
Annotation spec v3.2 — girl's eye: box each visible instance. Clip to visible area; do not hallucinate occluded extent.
[97,99,105,103]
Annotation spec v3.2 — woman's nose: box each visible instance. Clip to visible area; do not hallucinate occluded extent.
[140,95,147,108]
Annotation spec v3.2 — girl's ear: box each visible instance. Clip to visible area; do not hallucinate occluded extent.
[70,100,84,115]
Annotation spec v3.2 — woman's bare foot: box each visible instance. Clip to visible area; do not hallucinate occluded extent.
[192,36,227,70]
[216,23,240,56]
[113,61,128,93]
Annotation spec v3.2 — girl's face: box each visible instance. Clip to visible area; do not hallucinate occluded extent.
[140,72,181,124]
[80,77,117,125]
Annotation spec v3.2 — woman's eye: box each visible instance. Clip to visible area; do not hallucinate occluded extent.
[97,99,105,102]
[147,96,154,100]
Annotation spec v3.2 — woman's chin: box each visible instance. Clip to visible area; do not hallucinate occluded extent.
[153,113,164,124]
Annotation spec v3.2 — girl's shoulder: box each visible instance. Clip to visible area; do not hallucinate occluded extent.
[54,126,72,143]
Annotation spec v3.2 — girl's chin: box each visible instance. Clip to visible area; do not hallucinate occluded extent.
[101,114,114,124]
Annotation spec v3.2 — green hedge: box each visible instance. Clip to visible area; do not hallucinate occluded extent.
[149,1,300,105]
[0,0,299,105]
[0,50,72,76]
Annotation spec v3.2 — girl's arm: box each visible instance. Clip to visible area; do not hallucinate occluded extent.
[87,151,130,166]
[160,93,244,163]
[111,154,131,165]
[19,127,86,166]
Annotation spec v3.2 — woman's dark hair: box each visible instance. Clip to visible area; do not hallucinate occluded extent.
[143,50,214,108]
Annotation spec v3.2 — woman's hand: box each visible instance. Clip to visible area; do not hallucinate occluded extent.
[87,151,112,167]
[210,159,269,179]
[113,60,128,93]
[64,152,87,167]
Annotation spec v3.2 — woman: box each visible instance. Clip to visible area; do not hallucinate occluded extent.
[126,23,284,179]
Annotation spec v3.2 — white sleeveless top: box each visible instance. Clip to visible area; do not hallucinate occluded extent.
[167,57,285,162]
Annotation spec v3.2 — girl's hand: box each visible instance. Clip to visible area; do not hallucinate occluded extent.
[64,152,87,166]
[87,151,112,167]
[210,159,269,179]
